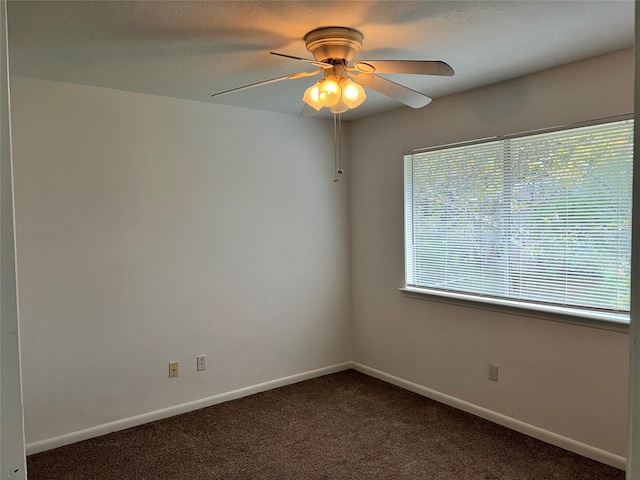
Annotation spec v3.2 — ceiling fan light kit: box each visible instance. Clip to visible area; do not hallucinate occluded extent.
[303,70,367,112]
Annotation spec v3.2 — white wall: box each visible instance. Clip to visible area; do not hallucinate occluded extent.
[349,49,633,461]
[1,0,26,477]
[9,77,352,447]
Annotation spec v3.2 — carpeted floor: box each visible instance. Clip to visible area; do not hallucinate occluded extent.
[27,370,624,479]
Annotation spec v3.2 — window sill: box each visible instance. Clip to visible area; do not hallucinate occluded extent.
[399,286,629,333]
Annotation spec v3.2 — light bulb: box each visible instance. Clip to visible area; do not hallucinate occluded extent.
[318,77,341,107]
[303,83,323,110]
[340,78,366,109]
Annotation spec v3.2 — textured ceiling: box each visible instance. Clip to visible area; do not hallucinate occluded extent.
[6,0,635,120]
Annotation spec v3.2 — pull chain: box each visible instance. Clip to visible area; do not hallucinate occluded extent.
[333,111,344,183]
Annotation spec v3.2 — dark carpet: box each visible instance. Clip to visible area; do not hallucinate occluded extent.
[27,370,624,479]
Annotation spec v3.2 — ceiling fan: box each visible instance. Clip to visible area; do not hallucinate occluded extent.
[210,26,454,116]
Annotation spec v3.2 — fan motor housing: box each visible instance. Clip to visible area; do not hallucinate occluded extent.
[304,26,364,63]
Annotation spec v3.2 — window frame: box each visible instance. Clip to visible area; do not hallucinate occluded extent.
[402,114,633,332]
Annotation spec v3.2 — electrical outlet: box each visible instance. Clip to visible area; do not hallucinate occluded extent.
[169,361,179,378]
[197,355,207,372]
[488,364,499,381]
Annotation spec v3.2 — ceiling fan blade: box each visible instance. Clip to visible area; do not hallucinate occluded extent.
[270,51,332,69]
[355,60,454,76]
[357,74,432,108]
[211,68,323,99]
[300,103,320,118]
[211,74,296,98]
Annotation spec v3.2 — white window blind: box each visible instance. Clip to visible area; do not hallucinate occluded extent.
[404,119,633,322]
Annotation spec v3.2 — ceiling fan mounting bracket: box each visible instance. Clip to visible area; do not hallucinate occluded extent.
[304,26,364,63]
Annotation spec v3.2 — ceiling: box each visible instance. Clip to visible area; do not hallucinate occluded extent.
[6,0,635,120]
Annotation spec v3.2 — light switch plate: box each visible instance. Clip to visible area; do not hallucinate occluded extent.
[197,355,207,371]
[489,364,499,381]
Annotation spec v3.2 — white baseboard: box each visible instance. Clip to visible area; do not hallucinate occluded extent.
[26,361,354,455]
[353,362,627,471]
[27,360,627,472]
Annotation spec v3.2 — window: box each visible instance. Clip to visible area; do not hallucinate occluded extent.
[404,118,633,324]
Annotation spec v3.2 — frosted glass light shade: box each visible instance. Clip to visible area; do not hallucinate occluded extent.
[303,84,323,110]
[330,98,349,114]
[340,78,366,109]
[318,77,341,107]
